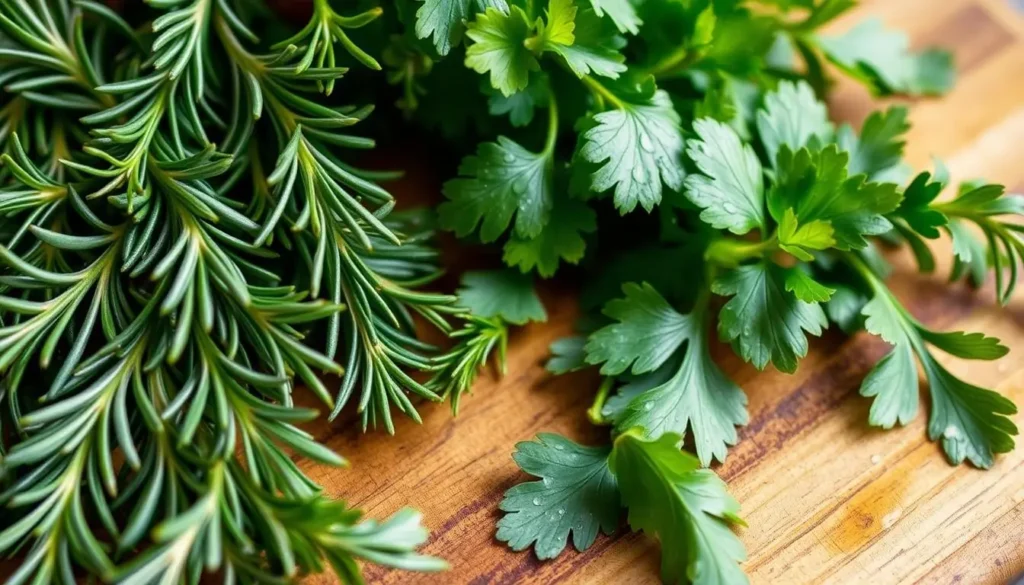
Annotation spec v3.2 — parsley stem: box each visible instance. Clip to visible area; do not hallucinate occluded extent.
[705,234,779,268]
[542,94,559,157]
[842,251,887,295]
[647,47,700,79]
[580,75,626,110]
[587,377,614,426]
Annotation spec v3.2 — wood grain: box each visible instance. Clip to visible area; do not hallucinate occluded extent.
[303,1,1024,584]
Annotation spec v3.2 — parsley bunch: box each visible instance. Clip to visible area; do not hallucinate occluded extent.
[371,0,1020,582]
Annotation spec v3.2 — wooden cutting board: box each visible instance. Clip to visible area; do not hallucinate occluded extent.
[302,0,1024,583]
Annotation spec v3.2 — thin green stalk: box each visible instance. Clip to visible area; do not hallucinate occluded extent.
[580,75,626,110]
[587,377,614,425]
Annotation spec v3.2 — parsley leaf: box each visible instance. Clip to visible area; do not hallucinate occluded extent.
[613,307,748,466]
[439,137,553,242]
[503,196,597,277]
[585,282,692,376]
[545,336,588,374]
[859,294,919,428]
[713,261,827,373]
[578,87,685,213]
[768,145,902,250]
[683,118,765,236]
[602,360,676,423]
[923,355,1017,469]
[894,169,948,239]
[488,79,550,127]
[457,270,547,324]
[824,284,869,333]
[416,0,510,56]
[815,18,954,96]
[465,7,539,96]
[609,430,748,585]
[534,0,628,79]
[587,0,641,35]
[497,433,620,559]
[836,106,909,179]
[783,266,835,303]
[777,207,835,261]
[947,219,988,288]
[853,258,1016,468]
[755,80,832,165]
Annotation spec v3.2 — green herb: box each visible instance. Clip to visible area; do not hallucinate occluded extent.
[2,0,1020,584]
[0,1,476,582]
[379,0,1019,581]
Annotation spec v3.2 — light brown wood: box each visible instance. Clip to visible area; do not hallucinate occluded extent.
[303,1,1024,584]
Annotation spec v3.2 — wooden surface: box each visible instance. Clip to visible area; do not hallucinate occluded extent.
[302,1,1024,583]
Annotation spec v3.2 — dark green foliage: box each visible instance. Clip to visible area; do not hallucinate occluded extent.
[0,0,478,582]
[372,0,1022,582]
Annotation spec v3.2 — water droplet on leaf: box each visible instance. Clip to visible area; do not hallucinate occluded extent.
[639,132,654,152]
[532,498,541,506]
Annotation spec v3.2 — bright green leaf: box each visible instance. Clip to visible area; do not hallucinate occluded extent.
[777,208,836,261]
[609,430,748,585]
[613,310,748,466]
[579,89,685,213]
[465,7,539,97]
[535,1,628,79]
[684,118,765,236]
[769,145,902,250]
[713,261,827,373]
[587,0,641,35]
[783,267,835,303]
[836,106,909,179]
[816,18,954,96]
[756,80,832,165]
[439,137,553,242]
[497,434,620,559]
[503,196,597,277]
[585,282,692,375]
[416,0,510,55]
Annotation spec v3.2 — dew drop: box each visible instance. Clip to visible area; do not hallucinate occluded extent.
[512,178,529,195]
[943,425,960,439]
[722,202,738,214]
[631,166,646,182]
[557,508,565,515]
[532,497,541,506]
[639,132,654,152]
[870,454,881,465]
[554,444,564,451]
[643,402,654,412]
[503,153,515,163]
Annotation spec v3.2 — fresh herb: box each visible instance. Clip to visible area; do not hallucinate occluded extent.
[1,1,1020,584]
[0,1,477,583]
[373,0,1020,581]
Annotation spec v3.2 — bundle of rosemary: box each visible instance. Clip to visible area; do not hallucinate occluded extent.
[0,0,484,583]
[1,0,1022,584]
